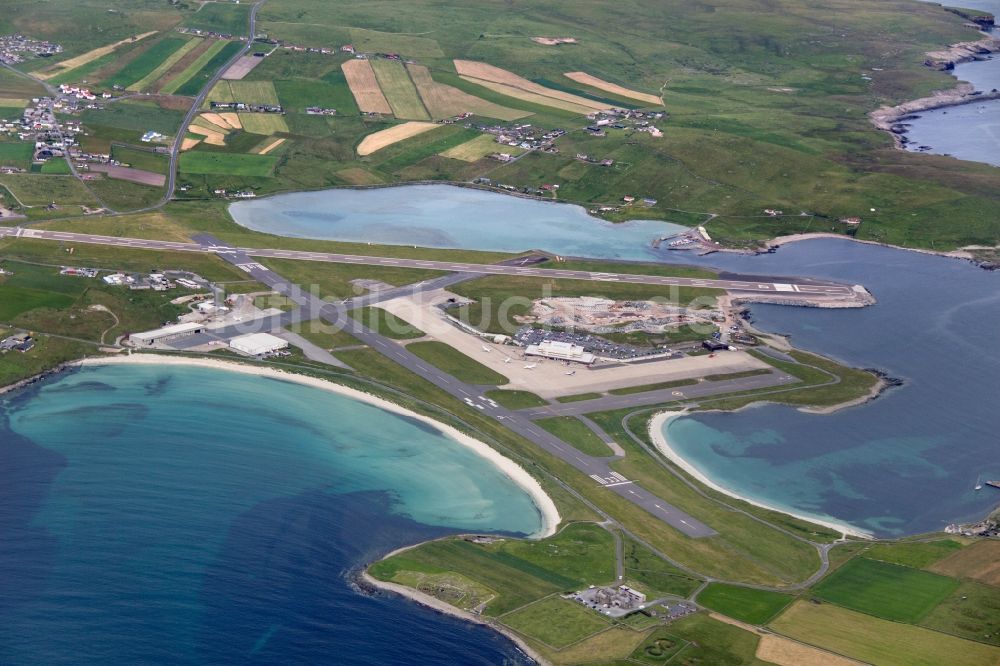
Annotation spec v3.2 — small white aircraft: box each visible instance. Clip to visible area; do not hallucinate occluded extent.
[481,345,492,353]
[524,363,537,370]
[503,357,512,364]
[565,371,576,376]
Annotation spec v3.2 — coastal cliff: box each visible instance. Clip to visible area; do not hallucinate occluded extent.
[870,37,1000,147]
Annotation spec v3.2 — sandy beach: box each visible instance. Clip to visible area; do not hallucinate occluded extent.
[77,354,560,538]
[647,410,872,539]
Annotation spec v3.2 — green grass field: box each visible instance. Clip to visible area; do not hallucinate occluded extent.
[626,627,688,664]
[608,378,698,396]
[371,524,615,615]
[0,175,97,206]
[160,39,229,94]
[104,37,189,89]
[812,557,960,623]
[128,38,202,92]
[555,392,603,403]
[82,101,186,136]
[484,389,547,409]
[179,151,278,176]
[173,41,244,96]
[929,539,1000,586]
[862,539,965,569]
[275,73,360,115]
[238,113,289,135]
[918,581,1000,646]
[536,416,614,457]
[622,538,702,598]
[110,146,169,174]
[440,134,515,162]
[257,257,441,300]
[502,596,611,648]
[370,58,430,120]
[351,307,424,339]
[405,340,508,385]
[182,2,252,36]
[696,582,794,624]
[0,142,34,170]
[771,600,1000,666]
[228,80,280,105]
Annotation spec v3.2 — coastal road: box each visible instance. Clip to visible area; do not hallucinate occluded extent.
[4,227,868,301]
[195,235,718,539]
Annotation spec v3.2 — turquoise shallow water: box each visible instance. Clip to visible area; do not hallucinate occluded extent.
[662,238,1000,537]
[0,363,541,663]
[228,183,688,260]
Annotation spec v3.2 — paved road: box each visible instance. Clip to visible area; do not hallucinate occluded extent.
[194,234,718,538]
[4,227,867,301]
[160,0,267,206]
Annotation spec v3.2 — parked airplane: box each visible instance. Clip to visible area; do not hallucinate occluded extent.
[503,357,512,363]
[524,363,537,369]
[481,345,491,353]
[565,371,575,376]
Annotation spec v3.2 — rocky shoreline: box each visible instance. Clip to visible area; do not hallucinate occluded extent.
[351,541,551,666]
[869,36,1000,149]
[0,360,81,396]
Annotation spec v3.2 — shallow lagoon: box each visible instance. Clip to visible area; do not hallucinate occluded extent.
[229,183,688,260]
[0,364,540,663]
[663,238,1000,536]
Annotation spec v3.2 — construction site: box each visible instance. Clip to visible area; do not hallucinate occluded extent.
[375,289,772,399]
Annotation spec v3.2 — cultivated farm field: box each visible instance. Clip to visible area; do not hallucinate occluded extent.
[563,72,662,106]
[812,557,959,623]
[238,113,289,135]
[370,59,429,120]
[407,64,529,121]
[929,539,1000,585]
[771,601,1000,666]
[179,151,278,176]
[356,121,438,155]
[341,59,392,114]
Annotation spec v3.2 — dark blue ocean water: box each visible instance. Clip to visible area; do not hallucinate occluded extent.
[0,364,539,664]
[661,238,1000,536]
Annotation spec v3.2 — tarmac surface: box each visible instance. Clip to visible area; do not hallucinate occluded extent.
[192,234,719,538]
[0,225,869,539]
[4,227,869,303]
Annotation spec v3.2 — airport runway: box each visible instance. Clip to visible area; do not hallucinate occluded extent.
[517,371,800,418]
[192,234,718,538]
[4,227,868,302]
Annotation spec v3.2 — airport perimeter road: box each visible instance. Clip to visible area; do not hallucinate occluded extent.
[5,228,867,300]
[196,235,718,538]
